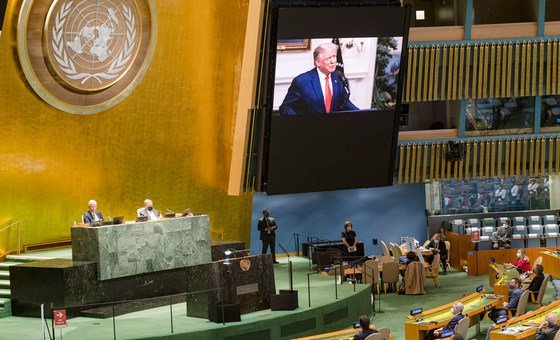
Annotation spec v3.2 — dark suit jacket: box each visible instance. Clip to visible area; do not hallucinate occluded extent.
[258,217,277,240]
[527,273,545,293]
[536,324,560,340]
[426,239,447,257]
[83,211,104,224]
[353,328,377,340]
[279,68,359,115]
[442,313,464,332]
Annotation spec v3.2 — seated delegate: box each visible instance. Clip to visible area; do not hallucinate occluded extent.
[493,220,512,249]
[424,302,464,339]
[425,233,448,275]
[526,264,545,301]
[138,199,161,221]
[488,278,523,322]
[353,315,378,340]
[82,199,104,224]
[506,249,531,275]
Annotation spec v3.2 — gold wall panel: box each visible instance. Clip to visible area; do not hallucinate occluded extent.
[0,0,253,254]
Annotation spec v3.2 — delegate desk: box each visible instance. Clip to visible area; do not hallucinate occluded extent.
[292,326,387,340]
[489,264,520,298]
[490,299,560,339]
[72,215,212,280]
[405,290,503,340]
[541,250,560,278]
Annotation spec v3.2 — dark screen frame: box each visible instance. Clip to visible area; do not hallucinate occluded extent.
[256,0,412,194]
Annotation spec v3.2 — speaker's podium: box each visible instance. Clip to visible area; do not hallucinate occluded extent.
[185,254,276,322]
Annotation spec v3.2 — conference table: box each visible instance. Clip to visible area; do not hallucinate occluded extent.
[291,325,391,340]
[404,290,504,340]
[489,299,560,339]
[335,261,430,283]
[541,250,560,278]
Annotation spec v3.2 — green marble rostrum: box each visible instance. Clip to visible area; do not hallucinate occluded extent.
[71,216,212,280]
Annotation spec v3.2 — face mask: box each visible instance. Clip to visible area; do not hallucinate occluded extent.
[548,320,554,327]
[509,284,515,289]
[147,206,153,211]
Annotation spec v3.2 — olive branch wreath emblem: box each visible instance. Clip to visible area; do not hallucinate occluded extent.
[51,1,136,85]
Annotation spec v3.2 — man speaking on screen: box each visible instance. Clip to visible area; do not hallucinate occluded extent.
[279,43,359,115]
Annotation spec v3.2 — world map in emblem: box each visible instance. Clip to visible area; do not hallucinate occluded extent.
[45,0,142,91]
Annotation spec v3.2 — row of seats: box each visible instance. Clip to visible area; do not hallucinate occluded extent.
[451,215,560,249]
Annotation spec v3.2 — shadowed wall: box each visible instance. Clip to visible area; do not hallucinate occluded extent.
[0,0,253,255]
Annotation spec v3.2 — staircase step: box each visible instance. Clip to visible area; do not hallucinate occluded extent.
[0,289,10,298]
[5,255,54,262]
[0,272,9,279]
[0,280,9,288]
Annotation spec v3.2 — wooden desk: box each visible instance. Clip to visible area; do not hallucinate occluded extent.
[292,326,383,340]
[490,299,560,339]
[468,247,560,276]
[541,250,560,278]
[404,291,503,340]
[490,263,520,298]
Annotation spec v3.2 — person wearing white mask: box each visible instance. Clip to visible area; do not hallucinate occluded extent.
[536,313,560,340]
[138,199,161,221]
[426,233,448,275]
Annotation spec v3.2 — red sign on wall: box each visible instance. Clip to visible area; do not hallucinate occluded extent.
[53,310,67,328]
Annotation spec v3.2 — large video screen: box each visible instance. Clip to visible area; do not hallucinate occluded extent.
[259,2,410,194]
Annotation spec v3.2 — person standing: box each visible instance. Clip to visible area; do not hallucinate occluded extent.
[82,199,104,224]
[342,221,358,258]
[258,209,279,264]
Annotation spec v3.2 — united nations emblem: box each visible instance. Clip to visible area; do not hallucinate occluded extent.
[239,258,251,272]
[17,0,156,114]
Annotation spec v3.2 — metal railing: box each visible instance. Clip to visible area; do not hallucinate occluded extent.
[0,220,22,255]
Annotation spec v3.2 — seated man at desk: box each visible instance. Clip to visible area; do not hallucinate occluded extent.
[138,199,161,221]
[488,278,523,322]
[353,315,378,340]
[493,220,512,249]
[82,199,104,224]
[424,302,464,339]
[426,233,448,275]
[536,313,560,340]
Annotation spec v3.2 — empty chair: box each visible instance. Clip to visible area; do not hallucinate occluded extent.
[381,261,399,294]
[544,215,556,225]
[426,254,441,288]
[380,240,390,257]
[377,328,390,340]
[363,260,380,294]
[454,316,471,338]
[378,255,395,266]
[470,218,483,228]
[512,217,528,248]
[529,215,542,225]
[389,243,399,262]
[481,225,495,238]
[450,219,464,234]
[465,226,481,236]
[544,224,559,247]
[527,222,543,248]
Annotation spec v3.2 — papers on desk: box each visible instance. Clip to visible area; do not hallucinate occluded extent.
[501,325,532,334]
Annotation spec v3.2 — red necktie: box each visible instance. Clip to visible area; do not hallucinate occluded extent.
[325,75,332,113]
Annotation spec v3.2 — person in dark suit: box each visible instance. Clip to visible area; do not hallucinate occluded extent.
[138,199,161,221]
[488,278,523,322]
[353,315,378,340]
[279,43,359,115]
[341,221,358,258]
[536,313,560,340]
[82,199,104,224]
[424,302,464,339]
[426,233,448,274]
[258,209,279,264]
[527,264,545,302]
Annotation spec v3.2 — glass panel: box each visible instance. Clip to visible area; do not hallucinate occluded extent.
[473,0,538,25]
[400,100,460,131]
[410,0,465,27]
[546,0,560,22]
[465,97,535,136]
[541,95,560,132]
[440,176,550,215]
